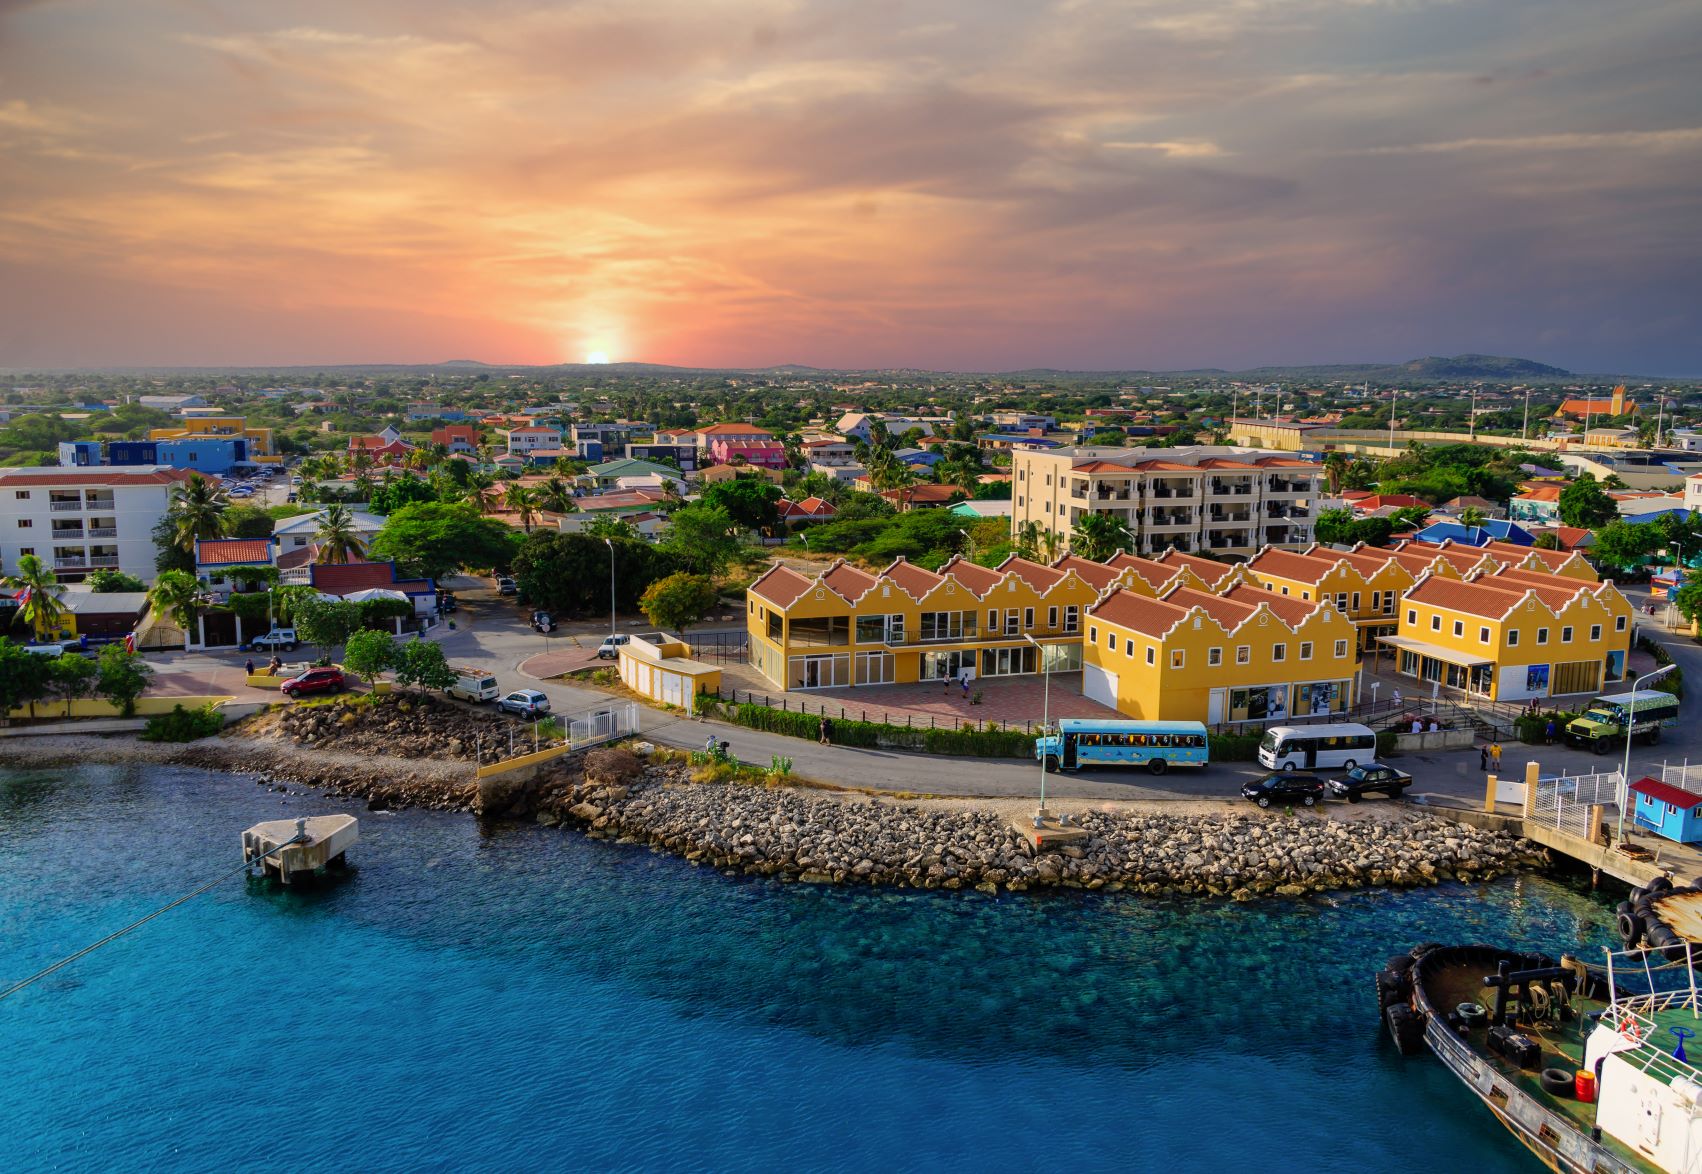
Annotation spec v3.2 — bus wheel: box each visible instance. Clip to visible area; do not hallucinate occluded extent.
[1594,739,1610,756]
[1044,755,1060,772]
[1649,727,1663,745]
[1147,758,1167,776]
[1281,760,1297,771]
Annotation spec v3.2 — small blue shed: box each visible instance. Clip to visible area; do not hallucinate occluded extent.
[1630,776,1702,844]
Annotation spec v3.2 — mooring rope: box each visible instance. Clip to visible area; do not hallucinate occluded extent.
[0,832,307,1003]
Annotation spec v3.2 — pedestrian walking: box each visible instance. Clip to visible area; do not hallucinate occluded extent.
[705,733,717,754]
[961,675,970,699]
[1490,741,1502,770]
[244,657,255,676]
[1545,718,1556,745]
[1480,744,1489,772]
[1392,689,1402,707]
[818,714,832,746]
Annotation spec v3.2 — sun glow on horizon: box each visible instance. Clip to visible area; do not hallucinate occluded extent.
[585,350,610,364]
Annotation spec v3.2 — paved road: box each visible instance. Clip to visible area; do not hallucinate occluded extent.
[147,577,1702,807]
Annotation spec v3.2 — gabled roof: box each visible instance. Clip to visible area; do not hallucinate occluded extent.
[939,556,1003,596]
[1151,549,1237,586]
[1106,552,1186,591]
[1161,585,1259,631]
[1405,574,1530,620]
[309,560,434,596]
[1245,547,1338,585]
[195,538,273,567]
[1220,581,1319,627]
[1630,777,1702,809]
[881,557,943,599]
[822,561,879,601]
[1088,588,1191,638]
[1051,555,1122,592]
[748,564,814,608]
[996,555,1066,592]
[698,423,773,436]
[0,467,196,488]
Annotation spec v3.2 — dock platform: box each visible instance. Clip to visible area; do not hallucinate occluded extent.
[242,815,358,884]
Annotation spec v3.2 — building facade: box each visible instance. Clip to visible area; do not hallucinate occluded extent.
[1009,445,1324,558]
[0,465,194,583]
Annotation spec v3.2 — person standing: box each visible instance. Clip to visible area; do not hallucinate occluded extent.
[1480,743,1489,772]
[244,657,255,677]
[1545,718,1556,745]
[818,714,832,746]
[1490,741,1502,771]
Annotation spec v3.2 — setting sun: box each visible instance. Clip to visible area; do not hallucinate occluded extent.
[585,351,610,365]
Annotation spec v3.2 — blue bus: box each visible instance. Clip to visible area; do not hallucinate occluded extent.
[1034,718,1210,775]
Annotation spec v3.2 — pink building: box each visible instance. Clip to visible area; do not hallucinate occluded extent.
[708,439,787,469]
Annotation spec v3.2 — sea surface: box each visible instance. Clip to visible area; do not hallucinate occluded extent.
[1,763,1618,1173]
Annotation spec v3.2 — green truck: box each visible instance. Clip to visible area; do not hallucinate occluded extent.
[1562,688,1681,753]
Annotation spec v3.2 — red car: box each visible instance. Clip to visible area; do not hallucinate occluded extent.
[280,667,346,698]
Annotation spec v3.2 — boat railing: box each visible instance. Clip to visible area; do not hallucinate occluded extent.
[1603,941,1702,1085]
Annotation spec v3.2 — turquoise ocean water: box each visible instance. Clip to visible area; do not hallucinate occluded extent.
[1,763,1616,1172]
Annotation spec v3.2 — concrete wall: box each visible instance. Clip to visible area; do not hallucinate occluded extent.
[6,693,234,719]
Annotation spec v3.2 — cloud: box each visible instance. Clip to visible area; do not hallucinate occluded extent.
[0,0,1696,370]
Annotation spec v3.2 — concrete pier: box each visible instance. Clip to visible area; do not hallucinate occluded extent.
[242,815,358,884]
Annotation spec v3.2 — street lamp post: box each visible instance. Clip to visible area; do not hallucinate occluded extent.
[1619,664,1677,846]
[603,537,616,638]
[958,528,974,564]
[1024,634,1051,820]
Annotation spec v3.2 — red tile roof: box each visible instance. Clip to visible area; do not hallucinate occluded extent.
[1405,575,1522,619]
[1163,585,1257,629]
[0,468,195,487]
[942,557,1003,596]
[882,558,944,599]
[309,561,432,595]
[997,556,1066,591]
[1246,547,1337,585]
[1106,552,1182,590]
[1630,777,1702,809]
[1220,581,1318,627]
[1152,549,1236,585]
[1052,555,1121,592]
[749,564,814,608]
[698,423,773,436]
[1089,589,1189,637]
[822,561,878,600]
[196,538,274,566]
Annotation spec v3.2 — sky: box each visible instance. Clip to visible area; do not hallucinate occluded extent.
[0,0,1698,373]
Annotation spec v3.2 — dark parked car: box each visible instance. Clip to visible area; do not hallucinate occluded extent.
[1241,770,1326,809]
[531,610,556,633]
[1328,762,1412,803]
[280,667,346,698]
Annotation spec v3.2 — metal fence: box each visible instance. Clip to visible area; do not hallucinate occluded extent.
[685,632,749,664]
[566,700,640,748]
[1530,769,1622,838]
[710,684,1036,733]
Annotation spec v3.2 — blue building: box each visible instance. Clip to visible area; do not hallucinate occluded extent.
[155,437,248,474]
[57,441,103,467]
[1630,777,1702,844]
[1413,519,1536,548]
[109,440,159,466]
[896,447,943,469]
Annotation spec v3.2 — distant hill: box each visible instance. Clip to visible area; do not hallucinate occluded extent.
[1389,354,1571,379]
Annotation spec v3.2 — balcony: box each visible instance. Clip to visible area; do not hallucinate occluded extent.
[49,500,83,512]
[1207,480,1254,497]
[1150,485,1196,499]
[86,527,118,539]
[1208,508,1251,523]
[1092,483,1135,501]
[1146,510,1197,528]
[53,557,87,570]
[50,527,85,540]
[88,555,120,568]
[1266,478,1314,495]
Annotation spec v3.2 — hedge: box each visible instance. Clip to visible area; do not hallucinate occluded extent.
[140,703,224,743]
[1514,709,1580,745]
[701,698,1035,759]
[1637,633,1684,700]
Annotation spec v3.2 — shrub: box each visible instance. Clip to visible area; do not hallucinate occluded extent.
[140,703,224,742]
[1637,634,1684,699]
[700,698,1034,758]
[1514,709,1579,744]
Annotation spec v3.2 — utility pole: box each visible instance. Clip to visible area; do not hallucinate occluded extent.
[1522,388,1531,441]
[1388,386,1398,454]
[1470,384,1479,440]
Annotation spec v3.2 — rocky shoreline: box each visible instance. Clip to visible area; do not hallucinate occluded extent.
[0,719,1548,898]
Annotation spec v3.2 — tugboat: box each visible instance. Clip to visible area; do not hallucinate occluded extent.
[1381,878,1702,1173]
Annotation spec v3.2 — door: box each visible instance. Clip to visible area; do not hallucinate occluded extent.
[1062,734,1077,770]
[1208,689,1226,725]
[1082,664,1118,708]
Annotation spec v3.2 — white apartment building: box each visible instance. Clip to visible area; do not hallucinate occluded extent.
[0,465,195,583]
[1009,445,1325,558]
[502,425,564,456]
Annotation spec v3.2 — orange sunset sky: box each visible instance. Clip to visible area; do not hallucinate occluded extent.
[0,0,1698,372]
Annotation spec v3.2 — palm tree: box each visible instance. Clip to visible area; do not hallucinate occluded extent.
[1070,512,1132,561]
[167,472,228,556]
[1015,520,1045,561]
[147,570,204,651]
[538,476,576,515]
[1458,506,1487,528]
[504,483,539,532]
[4,554,66,640]
[314,504,368,564]
[1323,452,1349,496]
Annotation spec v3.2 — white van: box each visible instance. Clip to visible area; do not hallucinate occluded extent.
[1257,723,1378,771]
[445,667,500,703]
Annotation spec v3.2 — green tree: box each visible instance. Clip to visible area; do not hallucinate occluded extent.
[702,479,782,532]
[1069,512,1131,561]
[1458,506,1487,528]
[85,569,147,594]
[1314,508,1356,546]
[662,503,740,576]
[393,638,455,696]
[369,502,521,579]
[342,628,398,686]
[367,474,435,515]
[0,639,51,717]
[3,554,67,640]
[584,515,641,541]
[511,532,677,617]
[166,472,229,556]
[93,644,153,717]
[1013,520,1045,561]
[294,596,362,663]
[1591,520,1659,572]
[147,570,204,650]
[1532,532,1562,550]
[1558,473,1618,529]
[46,651,97,716]
[152,516,195,574]
[314,503,369,564]
[537,476,577,515]
[1675,570,1702,627]
[224,504,277,539]
[638,573,720,633]
[503,482,539,532]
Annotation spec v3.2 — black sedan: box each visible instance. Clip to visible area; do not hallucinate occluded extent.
[1241,771,1326,808]
[1328,762,1412,803]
